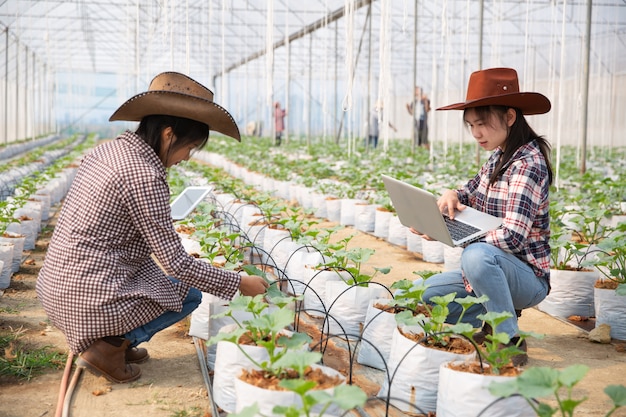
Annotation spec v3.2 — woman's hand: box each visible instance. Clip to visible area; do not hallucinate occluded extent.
[409,227,434,241]
[239,275,270,296]
[437,189,466,219]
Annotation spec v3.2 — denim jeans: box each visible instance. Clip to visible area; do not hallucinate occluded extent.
[414,242,549,337]
[124,277,202,348]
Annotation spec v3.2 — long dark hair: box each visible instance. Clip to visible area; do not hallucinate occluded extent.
[135,115,210,159]
[466,105,553,187]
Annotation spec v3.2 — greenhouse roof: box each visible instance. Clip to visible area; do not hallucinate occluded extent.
[2,1,624,85]
[1,1,625,144]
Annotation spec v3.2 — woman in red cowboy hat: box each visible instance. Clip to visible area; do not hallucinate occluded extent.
[410,67,553,366]
[36,72,269,383]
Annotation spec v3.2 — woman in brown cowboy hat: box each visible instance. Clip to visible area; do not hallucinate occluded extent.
[36,72,269,383]
[409,67,553,366]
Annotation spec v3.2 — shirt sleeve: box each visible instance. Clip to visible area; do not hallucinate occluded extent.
[122,176,240,300]
[484,161,545,254]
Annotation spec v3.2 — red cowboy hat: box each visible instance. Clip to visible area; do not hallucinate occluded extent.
[436,67,551,115]
[109,72,240,141]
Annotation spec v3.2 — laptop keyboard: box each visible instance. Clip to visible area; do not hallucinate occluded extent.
[444,216,481,241]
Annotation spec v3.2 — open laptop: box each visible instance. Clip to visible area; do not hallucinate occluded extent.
[381,174,502,247]
[170,186,214,220]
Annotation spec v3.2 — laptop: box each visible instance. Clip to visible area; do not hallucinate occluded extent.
[381,174,502,247]
[170,186,214,220]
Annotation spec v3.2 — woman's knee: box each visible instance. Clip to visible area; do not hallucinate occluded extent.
[186,287,203,308]
[461,243,497,275]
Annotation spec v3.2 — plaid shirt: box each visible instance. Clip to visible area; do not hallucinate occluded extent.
[36,131,240,354]
[457,140,551,281]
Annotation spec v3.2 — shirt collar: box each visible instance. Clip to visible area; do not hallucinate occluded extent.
[119,130,167,179]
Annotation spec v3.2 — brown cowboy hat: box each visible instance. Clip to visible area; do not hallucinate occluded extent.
[109,72,240,141]
[436,67,551,115]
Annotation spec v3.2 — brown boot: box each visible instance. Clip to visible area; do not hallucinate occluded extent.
[76,337,142,383]
[126,346,150,364]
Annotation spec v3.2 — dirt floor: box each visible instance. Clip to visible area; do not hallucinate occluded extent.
[1,207,625,417]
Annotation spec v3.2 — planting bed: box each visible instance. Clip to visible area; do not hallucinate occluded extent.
[1,208,626,417]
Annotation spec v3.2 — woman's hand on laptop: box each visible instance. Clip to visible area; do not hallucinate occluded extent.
[409,227,434,241]
[437,190,466,219]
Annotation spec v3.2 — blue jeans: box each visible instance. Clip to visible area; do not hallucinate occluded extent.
[415,243,549,337]
[124,277,202,348]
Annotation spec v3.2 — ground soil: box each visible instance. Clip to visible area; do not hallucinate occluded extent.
[1,209,625,417]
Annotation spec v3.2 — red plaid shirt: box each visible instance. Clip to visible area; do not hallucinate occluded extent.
[457,140,551,281]
[36,131,240,353]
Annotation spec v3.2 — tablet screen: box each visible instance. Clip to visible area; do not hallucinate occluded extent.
[170,186,213,220]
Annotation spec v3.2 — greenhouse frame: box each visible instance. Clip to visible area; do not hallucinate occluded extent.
[1,2,626,417]
[1,1,625,152]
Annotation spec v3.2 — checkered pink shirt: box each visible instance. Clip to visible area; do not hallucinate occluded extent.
[457,140,551,281]
[36,131,240,354]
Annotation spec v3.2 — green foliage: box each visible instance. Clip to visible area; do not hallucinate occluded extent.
[317,234,390,285]
[392,280,486,348]
[489,365,626,417]
[583,222,626,295]
[549,231,597,271]
[474,311,543,375]
[207,290,318,381]
[0,329,67,381]
[231,382,367,417]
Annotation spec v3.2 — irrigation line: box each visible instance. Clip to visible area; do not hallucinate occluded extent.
[62,364,84,417]
[193,336,220,417]
[54,352,75,417]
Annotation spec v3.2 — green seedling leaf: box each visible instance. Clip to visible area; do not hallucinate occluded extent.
[229,404,260,417]
[207,327,246,346]
[558,364,589,388]
[276,332,312,349]
[279,378,318,395]
[605,384,626,407]
[271,351,323,377]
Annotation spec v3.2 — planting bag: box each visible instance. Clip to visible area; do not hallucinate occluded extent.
[378,328,475,414]
[357,299,397,370]
[437,361,535,417]
[325,282,390,340]
[302,269,345,318]
[595,288,626,341]
[537,269,598,318]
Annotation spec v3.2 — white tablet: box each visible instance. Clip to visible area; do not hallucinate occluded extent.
[170,186,213,220]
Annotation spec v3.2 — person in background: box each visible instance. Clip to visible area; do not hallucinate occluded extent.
[406,86,431,149]
[368,100,397,149]
[36,72,269,384]
[409,67,553,366]
[274,101,287,146]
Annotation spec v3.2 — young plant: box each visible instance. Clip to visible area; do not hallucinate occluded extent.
[195,224,244,270]
[318,234,390,285]
[583,221,626,295]
[473,311,542,375]
[207,284,313,380]
[276,206,319,243]
[549,229,596,271]
[489,364,626,417]
[392,281,487,348]
[231,376,367,417]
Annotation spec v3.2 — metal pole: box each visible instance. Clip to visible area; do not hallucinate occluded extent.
[216,0,372,78]
[4,28,8,144]
[15,40,19,142]
[24,47,28,141]
[366,1,372,150]
[334,20,338,140]
[307,33,312,145]
[412,0,418,153]
[285,9,291,144]
[580,0,592,174]
[475,0,484,165]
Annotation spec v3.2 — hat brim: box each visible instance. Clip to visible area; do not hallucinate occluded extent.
[436,92,551,115]
[109,91,241,141]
